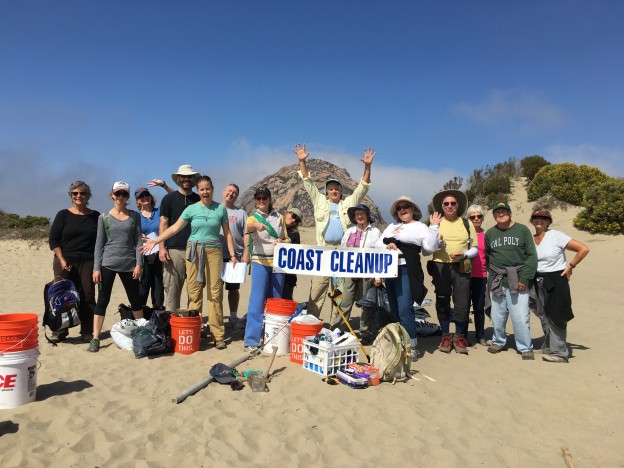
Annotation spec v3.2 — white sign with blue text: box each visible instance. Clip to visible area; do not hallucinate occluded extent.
[273,243,398,278]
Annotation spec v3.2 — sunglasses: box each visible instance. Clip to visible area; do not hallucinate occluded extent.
[255,196,268,201]
[443,201,457,207]
[396,205,412,211]
[71,191,87,196]
[179,175,194,179]
[137,193,151,199]
[469,215,483,220]
[114,191,130,198]
[532,216,550,221]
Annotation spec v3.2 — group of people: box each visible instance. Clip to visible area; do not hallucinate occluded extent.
[49,146,589,362]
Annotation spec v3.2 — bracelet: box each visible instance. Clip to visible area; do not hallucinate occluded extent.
[569,263,576,269]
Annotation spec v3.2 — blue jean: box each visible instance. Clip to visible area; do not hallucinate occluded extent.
[244,262,285,346]
[490,287,532,352]
[385,265,416,341]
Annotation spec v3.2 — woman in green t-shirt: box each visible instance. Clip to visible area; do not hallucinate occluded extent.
[142,176,237,350]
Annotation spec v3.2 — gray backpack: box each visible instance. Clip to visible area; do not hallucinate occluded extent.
[370,323,411,383]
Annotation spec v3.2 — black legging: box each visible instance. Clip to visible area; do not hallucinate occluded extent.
[139,255,164,308]
[94,266,142,316]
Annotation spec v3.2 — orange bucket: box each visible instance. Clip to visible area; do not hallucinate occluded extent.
[0,314,39,352]
[169,315,201,355]
[266,298,297,316]
[290,321,324,364]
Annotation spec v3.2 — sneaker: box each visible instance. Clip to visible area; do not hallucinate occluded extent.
[87,338,100,353]
[438,333,453,353]
[453,334,469,354]
[477,338,488,346]
[215,340,227,350]
[410,349,420,362]
[244,345,259,353]
[542,354,568,363]
[488,343,504,354]
[50,330,69,343]
[522,351,535,361]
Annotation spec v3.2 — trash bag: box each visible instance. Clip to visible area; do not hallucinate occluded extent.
[131,309,172,359]
[356,285,392,336]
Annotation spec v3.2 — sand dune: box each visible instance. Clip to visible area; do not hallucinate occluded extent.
[1,180,623,466]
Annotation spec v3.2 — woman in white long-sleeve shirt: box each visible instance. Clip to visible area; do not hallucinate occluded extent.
[330,204,382,342]
[376,196,440,359]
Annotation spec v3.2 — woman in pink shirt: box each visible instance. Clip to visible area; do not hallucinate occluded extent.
[467,204,488,346]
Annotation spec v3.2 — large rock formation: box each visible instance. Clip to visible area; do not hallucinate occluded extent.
[239,159,386,228]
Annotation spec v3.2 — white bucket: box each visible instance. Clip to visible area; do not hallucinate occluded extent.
[263,312,291,355]
[0,347,39,409]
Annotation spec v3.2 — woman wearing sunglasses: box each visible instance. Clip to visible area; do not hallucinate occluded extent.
[529,209,589,363]
[376,196,440,361]
[243,187,290,353]
[466,204,488,346]
[90,181,144,352]
[49,181,100,343]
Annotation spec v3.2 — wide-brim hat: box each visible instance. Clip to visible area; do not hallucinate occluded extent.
[390,196,423,221]
[171,164,200,186]
[432,189,468,217]
[347,204,374,224]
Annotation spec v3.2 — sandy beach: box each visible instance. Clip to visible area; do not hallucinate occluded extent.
[1,181,623,467]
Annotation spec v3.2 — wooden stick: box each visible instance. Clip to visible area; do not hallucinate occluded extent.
[328,289,370,362]
[264,347,278,380]
[173,353,252,404]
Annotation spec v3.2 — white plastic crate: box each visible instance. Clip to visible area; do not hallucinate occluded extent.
[302,338,359,377]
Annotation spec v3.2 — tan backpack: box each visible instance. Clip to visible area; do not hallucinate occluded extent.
[370,323,411,383]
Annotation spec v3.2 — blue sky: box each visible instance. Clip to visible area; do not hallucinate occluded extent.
[1,1,623,219]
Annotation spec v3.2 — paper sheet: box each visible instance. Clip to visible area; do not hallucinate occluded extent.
[221,261,247,283]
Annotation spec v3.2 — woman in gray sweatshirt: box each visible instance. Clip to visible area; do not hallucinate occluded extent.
[90,181,144,352]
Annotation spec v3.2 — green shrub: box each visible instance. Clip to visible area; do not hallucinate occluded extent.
[0,211,50,229]
[466,159,517,207]
[574,179,624,234]
[520,155,550,182]
[527,163,611,206]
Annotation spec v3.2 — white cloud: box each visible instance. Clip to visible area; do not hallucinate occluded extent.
[542,144,624,177]
[0,140,464,224]
[454,89,565,135]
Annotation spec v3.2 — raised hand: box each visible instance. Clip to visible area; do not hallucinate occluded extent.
[293,144,309,161]
[360,147,377,166]
[430,212,443,225]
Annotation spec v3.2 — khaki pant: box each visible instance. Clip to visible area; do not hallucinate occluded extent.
[163,248,187,312]
[306,275,332,318]
[186,246,224,341]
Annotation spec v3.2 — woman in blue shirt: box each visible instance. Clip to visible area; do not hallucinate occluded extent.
[135,181,173,310]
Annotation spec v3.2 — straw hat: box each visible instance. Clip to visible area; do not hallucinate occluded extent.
[171,164,200,186]
[432,189,468,216]
[389,196,422,221]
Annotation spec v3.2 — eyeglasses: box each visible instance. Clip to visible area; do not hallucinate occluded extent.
[71,191,87,197]
[255,196,268,201]
[443,201,457,207]
[396,205,412,211]
[114,191,130,198]
[469,215,483,220]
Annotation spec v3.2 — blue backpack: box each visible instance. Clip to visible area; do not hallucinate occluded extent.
[43,277,81,340]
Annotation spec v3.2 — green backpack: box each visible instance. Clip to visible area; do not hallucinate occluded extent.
[370,323,412,383]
